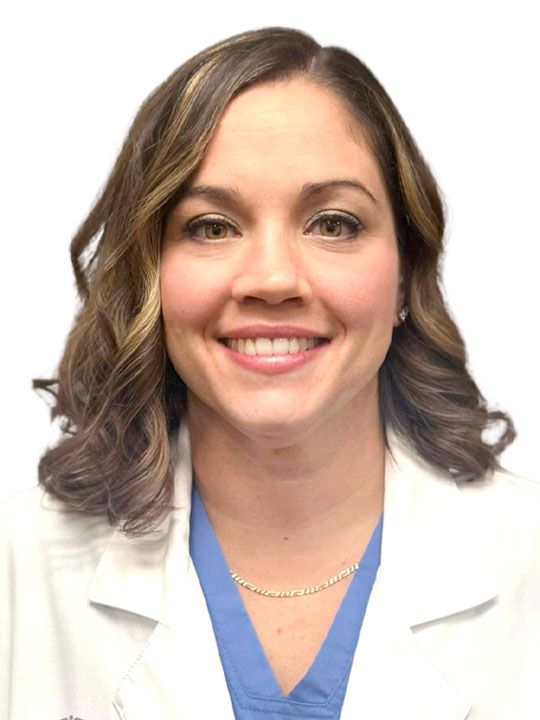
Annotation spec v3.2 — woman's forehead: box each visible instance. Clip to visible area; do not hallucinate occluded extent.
[188,80,386,206]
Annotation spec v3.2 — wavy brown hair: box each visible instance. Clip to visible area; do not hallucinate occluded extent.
[33,26,516,537]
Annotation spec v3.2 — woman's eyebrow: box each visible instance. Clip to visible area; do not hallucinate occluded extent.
[179,179,379,206]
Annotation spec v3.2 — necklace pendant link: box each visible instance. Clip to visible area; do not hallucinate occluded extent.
[230,559,361,598]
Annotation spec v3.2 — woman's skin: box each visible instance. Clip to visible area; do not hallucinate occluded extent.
[161,78,405,692]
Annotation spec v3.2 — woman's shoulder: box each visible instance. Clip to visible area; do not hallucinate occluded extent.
[457,466,540,586]
[456,464,540,540]
[0,484,115,563]
[492,464,540,493]
[392,431,540,542]
[460,464,540,518]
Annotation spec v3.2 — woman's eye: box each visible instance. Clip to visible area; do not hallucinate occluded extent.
[183,216,236,241]
[306,212,363,239]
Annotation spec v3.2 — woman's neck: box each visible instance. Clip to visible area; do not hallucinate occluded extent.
[186,393,385,572]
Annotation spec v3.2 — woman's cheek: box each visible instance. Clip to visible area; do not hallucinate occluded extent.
[160,257,221,327]
[323,260,398,327]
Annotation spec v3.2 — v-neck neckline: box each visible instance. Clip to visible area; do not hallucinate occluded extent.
[189,484,383,711]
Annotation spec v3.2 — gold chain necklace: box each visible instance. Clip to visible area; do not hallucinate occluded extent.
[230,560,361,598]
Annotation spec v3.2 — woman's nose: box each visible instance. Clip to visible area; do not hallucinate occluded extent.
[231,229,313,305]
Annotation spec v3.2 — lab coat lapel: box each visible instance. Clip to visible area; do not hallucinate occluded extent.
[340,577,472,720]
[89,423,235,719]
[111,513,236,720]
[342,428,498,719]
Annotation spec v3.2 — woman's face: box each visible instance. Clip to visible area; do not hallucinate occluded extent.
[161,79,404,439]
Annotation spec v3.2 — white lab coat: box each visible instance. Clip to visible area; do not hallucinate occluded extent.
[1,423,539,719]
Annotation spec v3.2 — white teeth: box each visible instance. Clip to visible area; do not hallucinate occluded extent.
[273,338,291,354]
[255,338,273,355]
[224,337,323,355]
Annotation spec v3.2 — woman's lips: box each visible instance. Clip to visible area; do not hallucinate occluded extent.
[217,338,330,375]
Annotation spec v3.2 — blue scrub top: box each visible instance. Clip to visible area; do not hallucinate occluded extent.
[189,485,383,719]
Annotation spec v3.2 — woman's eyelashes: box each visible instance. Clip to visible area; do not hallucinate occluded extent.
[180,211,365,243]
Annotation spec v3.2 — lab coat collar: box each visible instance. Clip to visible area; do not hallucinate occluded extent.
[87,422,193,622]
[379,427,498,628]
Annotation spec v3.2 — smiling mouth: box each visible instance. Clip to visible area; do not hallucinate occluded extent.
[218,337,329,356]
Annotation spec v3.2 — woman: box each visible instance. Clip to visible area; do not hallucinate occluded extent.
[1,26,538,720]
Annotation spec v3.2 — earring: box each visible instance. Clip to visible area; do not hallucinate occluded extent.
[398,306,408,323]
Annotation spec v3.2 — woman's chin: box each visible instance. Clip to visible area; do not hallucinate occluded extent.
[224,409,328,446]
[189,403,312,442]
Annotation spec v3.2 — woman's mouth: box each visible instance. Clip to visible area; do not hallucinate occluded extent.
[216,336,331,375]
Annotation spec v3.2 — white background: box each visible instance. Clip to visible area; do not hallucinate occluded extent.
[1,1,538,498]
